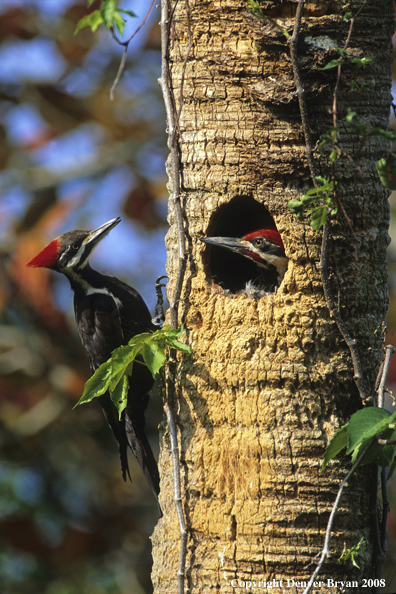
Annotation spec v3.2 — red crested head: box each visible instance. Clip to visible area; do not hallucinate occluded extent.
[26,238,60,269]
[243,229,284,250]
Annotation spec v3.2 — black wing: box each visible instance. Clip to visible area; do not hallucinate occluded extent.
[74,284,161,513]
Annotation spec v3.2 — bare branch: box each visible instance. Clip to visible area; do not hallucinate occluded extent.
[377,345,395,409]
[287,0,318,180]
[377,345,394,558]
[302,444,372,594]
[159,0,189,591]
[287,0,367,400]
[332,0,368,130]
[110,0,157,101]
[287,3,383,591]
[164,353,188,593]
[110,46,128,102]
[318,221,368,401]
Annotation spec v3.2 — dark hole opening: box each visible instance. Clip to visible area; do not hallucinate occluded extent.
[203,196,279,294]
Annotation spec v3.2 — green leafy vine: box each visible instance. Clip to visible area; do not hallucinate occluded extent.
[74,0,136,37]
[75,325,191,419]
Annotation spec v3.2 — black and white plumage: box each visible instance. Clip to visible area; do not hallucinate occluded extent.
[201,228,288,297]
[27,217,161,514]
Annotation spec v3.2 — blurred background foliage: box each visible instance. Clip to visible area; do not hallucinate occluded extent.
[2,1,396,593]
[0,1,166,593]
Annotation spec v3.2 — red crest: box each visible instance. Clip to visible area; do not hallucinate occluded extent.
[244,229,284,250]
[26,239,60,269]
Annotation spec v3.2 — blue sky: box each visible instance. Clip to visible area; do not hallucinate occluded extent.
[0,0,168,312]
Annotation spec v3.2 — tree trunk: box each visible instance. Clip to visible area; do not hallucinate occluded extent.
[152,0,394,592]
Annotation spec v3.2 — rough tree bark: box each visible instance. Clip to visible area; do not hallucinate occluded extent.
[152,1,394,592]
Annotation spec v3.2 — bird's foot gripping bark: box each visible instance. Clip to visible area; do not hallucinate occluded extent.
[152,275,168,326]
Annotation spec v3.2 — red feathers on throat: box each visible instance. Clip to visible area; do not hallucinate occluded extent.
[26,239,60,269]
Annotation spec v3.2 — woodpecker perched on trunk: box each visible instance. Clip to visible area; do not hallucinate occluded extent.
[26,217,161,515]
[201,228,287,298]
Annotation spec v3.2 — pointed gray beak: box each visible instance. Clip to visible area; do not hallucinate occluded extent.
[84,217,121,249]
[200,236,248,255]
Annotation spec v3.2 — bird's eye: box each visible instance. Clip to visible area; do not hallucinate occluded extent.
[72,243,79,250]
[254,238,263,246]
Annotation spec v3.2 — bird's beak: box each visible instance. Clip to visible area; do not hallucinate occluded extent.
[200,236,248,255]
[83,217,121,249]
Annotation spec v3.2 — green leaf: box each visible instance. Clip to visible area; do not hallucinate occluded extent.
[167,339,191,353]
[359,438,396,467]
[74,11,104,34]
[346,109,358,124]
[288,199,303,213]
[247,0,289,38]
[113,12,126,35]
[74,361,112,407]
[129,332,153,346]
[319,134,332,146]
[322,59,344,70]
[100,0,117,28]
[110,358,134,392]
[388,455,396,479]
[339,538,364,569]
[351,57,373,68]
[77,326,190,413]
[345,109,370,134]
[369,128,396,141]
[118,9,137,17]
[303,187,320,198]
[155,324,182,338]
[88,0,97,6]
[321,424,348,471]
[109,343,141,386]
[346,407,392,455]
[376,154,396,190]
[310,206,328,230]
[142,341,167,377]
[110,373,129,419]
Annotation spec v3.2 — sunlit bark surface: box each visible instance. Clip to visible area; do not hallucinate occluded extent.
[153,1,393,592]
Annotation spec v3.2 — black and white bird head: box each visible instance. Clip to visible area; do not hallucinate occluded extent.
[201,228,288,296]
[26,217,121,274]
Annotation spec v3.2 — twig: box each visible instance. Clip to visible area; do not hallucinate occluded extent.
[287,3,378,590]
[380,467,390,554]
[110,46,128,102]
[303,443,372,594]
[304,345,394,594]
[164,351,188,593]
[109,0,157,101]
[287,0,318,180]
[322,3,373,396]
[377,345,395,408]
[377,345,394,557]
[332,0,368,130]
[159,0,188,592]
[318,221,368,400]
[152,275,168,326]
[330,1,367,246]
[288,0,368,401]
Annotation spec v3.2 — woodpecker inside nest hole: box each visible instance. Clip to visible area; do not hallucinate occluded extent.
[201,197,287,298]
